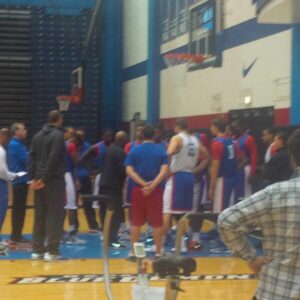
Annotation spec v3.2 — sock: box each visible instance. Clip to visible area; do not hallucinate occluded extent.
[181,237,186,250]
[192,232,200,242]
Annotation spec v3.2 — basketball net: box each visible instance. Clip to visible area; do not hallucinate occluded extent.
[163,53,206,88]
[56,95,80,112]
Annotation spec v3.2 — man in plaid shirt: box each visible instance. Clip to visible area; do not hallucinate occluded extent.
[218,128,300,300]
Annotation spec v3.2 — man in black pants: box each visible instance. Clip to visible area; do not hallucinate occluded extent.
[8,123,29,243]
[27,110,66,261]
[99,131,128,248]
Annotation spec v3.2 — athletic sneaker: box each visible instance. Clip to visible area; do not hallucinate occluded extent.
[31,253,44,260]
[44,252,61,261]
[119,229,131,241]
[145,244,156,253]
[0,242,9,256]
[10,237,31,244]
[188,240,203,251]
[126,252,136,262]
[171,244,188,254]
[109,242,127,249]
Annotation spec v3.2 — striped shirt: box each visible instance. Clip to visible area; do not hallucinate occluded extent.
[218,168,300,300]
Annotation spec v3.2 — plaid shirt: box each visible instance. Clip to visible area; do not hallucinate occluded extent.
[218,169,300,300]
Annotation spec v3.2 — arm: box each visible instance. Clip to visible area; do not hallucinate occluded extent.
[126,166,148,187]
[79,144,98,163]
[218,189,270,273]
[142,164,169,196]
[208,141,223,200]
[41,133,65,183]
[193,144,210,175]
[167,135,182,156]
[245,136,258,177]
[27,136,36,181]
[0,148,16,181]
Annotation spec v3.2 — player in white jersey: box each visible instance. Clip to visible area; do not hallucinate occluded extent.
[163,119,210,252]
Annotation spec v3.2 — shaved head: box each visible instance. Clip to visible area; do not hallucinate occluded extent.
[115,131,128,147]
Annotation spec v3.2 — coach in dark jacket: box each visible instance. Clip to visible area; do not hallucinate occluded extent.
[27,110,66,260]
[100,131,128,248]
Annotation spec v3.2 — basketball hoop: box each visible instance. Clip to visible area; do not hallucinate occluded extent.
[56,95,80,112]
[163,53,206,87]
[163,53,206,69]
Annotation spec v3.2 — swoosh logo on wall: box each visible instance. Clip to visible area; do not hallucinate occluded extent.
[242,57,258,77]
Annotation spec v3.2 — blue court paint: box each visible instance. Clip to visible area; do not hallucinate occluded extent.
[291,24,300,125]
[0,234,262,260]
[147,0,161,125]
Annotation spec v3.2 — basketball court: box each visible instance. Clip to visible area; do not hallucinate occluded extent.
[0,0,299,299]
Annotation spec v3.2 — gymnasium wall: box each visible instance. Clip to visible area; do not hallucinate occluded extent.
[122,0,148,122]
[159,0,292,127]
[122,0,292,128]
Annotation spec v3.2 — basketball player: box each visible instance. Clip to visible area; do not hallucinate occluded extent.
[126,125,169,259]
[124,123,144,154]
[80,129,113,227]
[190,131,210,250]
[0,128,17,242]
[163,119,209,253]
[209,119,237,213]
[231,120,258,199]
[75,129,99,232]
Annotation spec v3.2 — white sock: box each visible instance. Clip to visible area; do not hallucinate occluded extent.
[181,237,186,250]
[192,232,200,242]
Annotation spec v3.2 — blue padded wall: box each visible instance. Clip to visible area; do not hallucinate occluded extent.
[30,6,101,142]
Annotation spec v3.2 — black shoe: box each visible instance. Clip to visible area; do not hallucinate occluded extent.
[109,241,127,249]
[10,237,31,244]
[126,254,137,262]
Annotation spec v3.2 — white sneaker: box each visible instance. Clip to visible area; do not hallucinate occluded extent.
[44,252,61,261]
[171,245,187,254]
[0,242,9,256]
[145,245,156,253]
[31,253,44,260]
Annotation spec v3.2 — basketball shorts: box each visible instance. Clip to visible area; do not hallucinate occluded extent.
[131,187,163,228]
[64,172,77,210]
[213,176,235,213]
[163,172,194,214]
[235,164,251,201]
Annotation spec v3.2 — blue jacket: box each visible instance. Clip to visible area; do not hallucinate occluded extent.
[8,137,28,184]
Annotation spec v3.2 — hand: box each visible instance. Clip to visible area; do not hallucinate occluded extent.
[249,256,271,278]
[33,179,45,190]
[142,183,155,197]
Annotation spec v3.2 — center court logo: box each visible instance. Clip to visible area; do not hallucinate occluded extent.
[10,274,256,284]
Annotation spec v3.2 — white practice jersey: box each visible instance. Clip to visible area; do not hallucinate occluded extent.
[170,132,200,173]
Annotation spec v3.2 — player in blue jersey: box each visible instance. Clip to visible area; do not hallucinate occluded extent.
[80,129,113,228]
[231,120,258,199]
[209,119,237,213]
[75,129,100,233]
